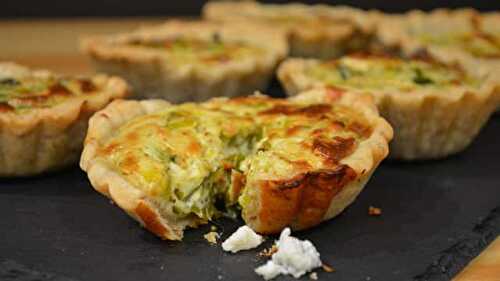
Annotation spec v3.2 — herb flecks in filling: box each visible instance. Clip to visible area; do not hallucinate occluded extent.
[0,75,98,112]
[127,35,263,64]
[99,97,370,225]
[307,55,477,92]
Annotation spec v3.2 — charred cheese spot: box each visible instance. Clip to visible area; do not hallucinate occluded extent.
[260,104,331,117]
[48,83,71,97]
[347,121,373,139]
[79,79,97,92]
[0,102,14,112]
[313,137,356,165]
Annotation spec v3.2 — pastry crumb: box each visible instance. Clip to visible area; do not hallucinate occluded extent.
[204,231,220,244]
[211,225,218,231]
[309,272,318,280]
[259,244,278,257]
[322,263,335,273]
[368,206,382,216]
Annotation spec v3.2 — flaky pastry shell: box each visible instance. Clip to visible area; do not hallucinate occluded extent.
[80,88,392,240]
[82,20,287,102]
[0,63,128,176]
[203,1,377,59]
[278,58,500,160]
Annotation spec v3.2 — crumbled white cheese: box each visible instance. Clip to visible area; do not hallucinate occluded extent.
[222,225,264,253]
[255,228,322,280]
[254,260,283,280]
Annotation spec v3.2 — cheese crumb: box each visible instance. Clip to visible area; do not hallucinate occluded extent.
[222,225,264,253]
[309,272,318,280]
[204,231,220,244]
[255,228,322,280]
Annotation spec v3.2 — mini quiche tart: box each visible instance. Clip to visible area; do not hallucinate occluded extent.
[277,54,500,160]
[376,9,500,76]
[203,1,376,59]
[80,88,392,240]
[81,20,287,102]
[0,62,128,176]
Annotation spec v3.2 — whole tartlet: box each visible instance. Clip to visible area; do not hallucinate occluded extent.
[203,1,376,59]
[278,54,500,160]
[0,62,128,176]
[80,88,392,240]
[81,20,287,102]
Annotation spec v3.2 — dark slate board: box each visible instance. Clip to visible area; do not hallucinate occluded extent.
[1,84,499,280]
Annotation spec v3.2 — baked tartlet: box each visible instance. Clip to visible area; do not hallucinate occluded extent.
[82,20,287,102]
[203,1,376,59]
[80,88,392,240]
[0,62,128,176]
[376,9,500,76]
[278,54,500,160]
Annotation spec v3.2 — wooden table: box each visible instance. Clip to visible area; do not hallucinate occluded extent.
[0,18,166,74]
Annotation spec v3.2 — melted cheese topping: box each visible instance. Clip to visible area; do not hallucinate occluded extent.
[98,96,370,222]
[306,55,479,92]
[0,75,98,113]
[127,36,264,65]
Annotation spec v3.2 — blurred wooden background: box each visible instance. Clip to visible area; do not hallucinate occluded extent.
[0,18,166,75]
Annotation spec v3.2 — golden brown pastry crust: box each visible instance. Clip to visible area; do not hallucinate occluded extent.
[242,89,392,233]
[0,62,129,176]
[81,20,287,102]
[80,89,392,240]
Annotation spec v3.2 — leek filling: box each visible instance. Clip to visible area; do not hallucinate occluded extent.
[0,76,95,111]
[307,56,479,92]
[127,34,263,64]
[102,100,368,225]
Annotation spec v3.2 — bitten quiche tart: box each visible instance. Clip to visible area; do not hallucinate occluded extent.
[82,20,287,102]
[80,88,392,240]
[203,1,376,59]
[0,62,128,176]
[278,54,500,160]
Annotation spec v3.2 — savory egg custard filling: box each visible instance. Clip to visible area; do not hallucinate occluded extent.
[0,75,98,112]
[97,96,371,226]
[127,35,264,64]
[306,55,480,92]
